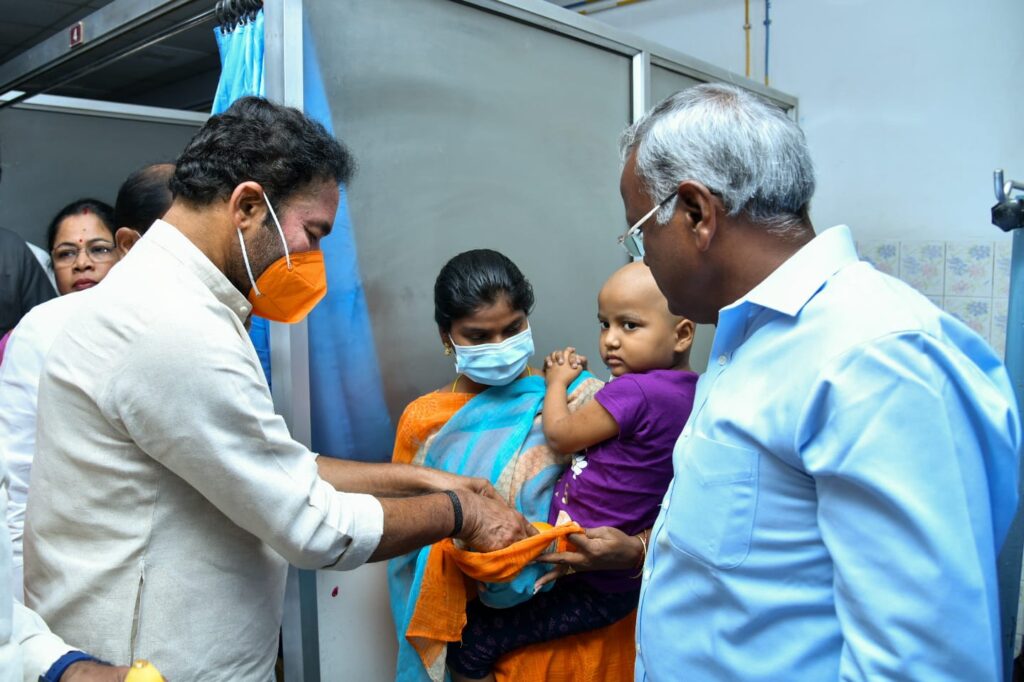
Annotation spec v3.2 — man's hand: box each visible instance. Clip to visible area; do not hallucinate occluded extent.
[544,346,587,387]
[537,526,642,573]
[421,469,502,502]
[62,661,131,682]
[455,491,536,552]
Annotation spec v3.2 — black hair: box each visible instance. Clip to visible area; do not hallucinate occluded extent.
[169,96,354,208]
[114,163,175,234]
[434,249,535,331]
[47,198,116,251]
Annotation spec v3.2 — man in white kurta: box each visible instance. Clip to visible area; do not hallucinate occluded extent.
[23,97,528,681]
[25,219,383,680]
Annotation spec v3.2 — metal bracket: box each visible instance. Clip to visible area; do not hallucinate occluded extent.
[993,170,1024,233]
[995,169,1024,204]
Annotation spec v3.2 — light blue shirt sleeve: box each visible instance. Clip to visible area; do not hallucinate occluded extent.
[798,331,1019,680]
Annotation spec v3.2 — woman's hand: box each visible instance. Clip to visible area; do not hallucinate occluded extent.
[544,346,588,387]
[536,526,643,580]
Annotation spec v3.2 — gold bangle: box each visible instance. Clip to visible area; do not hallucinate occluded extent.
[630,532,649,579]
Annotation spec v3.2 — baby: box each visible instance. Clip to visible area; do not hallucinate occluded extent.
[447,262,699,682]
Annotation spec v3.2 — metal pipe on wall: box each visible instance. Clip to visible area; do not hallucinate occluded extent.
[763,0,771,86]
[744,0,751,79]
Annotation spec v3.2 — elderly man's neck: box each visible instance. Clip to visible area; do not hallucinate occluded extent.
[709,216,815,322]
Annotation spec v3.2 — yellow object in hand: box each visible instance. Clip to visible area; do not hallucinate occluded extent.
[125,660,165,682]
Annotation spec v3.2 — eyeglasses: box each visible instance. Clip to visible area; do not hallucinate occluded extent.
[617,192,676,258]
[51,242,116,267]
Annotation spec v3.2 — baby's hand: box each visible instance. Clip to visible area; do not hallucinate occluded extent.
[533,563,571,594]
[544,346,587,386]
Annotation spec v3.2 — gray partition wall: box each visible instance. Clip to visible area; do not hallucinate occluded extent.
[303,0,794,417]
[0,103,202,249]
[306,0,632,416]
[651,64,702,108]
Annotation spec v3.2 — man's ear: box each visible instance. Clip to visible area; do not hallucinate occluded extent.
[229,181,268,235]
[674,180,719,252]
[674,318,695,355]
[115,227,141,256]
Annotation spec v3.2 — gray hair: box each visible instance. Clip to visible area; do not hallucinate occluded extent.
[620,82,815,235]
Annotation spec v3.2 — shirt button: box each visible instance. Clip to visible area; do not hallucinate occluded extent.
[658,533,669,547]
[643,568,651,580]
[718,354,728,366]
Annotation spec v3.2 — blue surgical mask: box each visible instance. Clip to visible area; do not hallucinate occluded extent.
[452,326,535,386]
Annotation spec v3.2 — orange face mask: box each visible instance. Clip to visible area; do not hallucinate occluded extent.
[237,194,327,324]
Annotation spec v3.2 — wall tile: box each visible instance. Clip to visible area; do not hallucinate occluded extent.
[944,241,993,297]
[899,242,945,295]
[991,297,1009,359]
[859,240,899,277]
[995,239,1013,298]
[925,295,943,309]
[944,296,992,341]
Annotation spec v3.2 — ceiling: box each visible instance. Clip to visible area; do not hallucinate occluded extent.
[0,1,641,113]
[0,0,220,111]
[0,0,114,65]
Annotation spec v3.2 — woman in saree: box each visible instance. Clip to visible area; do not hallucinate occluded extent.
[388,249,643,682]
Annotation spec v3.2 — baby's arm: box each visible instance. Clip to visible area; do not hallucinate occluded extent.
[543,346,619,454]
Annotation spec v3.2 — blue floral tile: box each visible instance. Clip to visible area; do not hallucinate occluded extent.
[859,240,899,277]
[995,239,1012,299]
[944,241,993,297]
[899,242,945,295]
[925,295,943,309]
[991,297,1009,359]
[944,296,992,341]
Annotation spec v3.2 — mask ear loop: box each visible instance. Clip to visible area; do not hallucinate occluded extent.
[237,229,261,297]
[262,192,292,271]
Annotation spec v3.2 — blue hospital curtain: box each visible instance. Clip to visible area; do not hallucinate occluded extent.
[211,9,393,460]
[211,10,273,382]
[303,23,393,460]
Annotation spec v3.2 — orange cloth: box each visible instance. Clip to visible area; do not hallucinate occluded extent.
[406,522,584,672]
[392,391,474,465]
[392,390,637,682]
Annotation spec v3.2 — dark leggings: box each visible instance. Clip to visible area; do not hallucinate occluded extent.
[446,579,639,679]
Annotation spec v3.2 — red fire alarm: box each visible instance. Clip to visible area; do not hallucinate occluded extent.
[69,22,84,48]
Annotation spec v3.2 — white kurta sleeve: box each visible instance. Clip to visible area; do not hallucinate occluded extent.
[0,323,48,601]
[13,602,74,682]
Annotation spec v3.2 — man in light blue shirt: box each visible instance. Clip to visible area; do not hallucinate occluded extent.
[619,83,1021,680]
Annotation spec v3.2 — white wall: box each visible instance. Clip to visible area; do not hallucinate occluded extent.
[595,0,1024,243]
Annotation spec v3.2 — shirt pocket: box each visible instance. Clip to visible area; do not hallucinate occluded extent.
[665,435,759,569]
